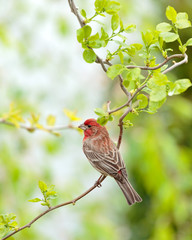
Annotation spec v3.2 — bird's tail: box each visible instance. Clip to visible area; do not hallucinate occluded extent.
[115,178,142,205]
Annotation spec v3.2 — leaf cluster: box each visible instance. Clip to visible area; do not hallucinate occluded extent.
[0,104,81,135]
[77,2,192,121]
[0,214,18,239]
[29,181,58,208]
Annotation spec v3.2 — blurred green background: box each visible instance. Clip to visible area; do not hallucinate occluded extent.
[0,0,191,239]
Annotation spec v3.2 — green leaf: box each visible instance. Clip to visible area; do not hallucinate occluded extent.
[150,86,167,102]
[111,14,120,31]
[120,19,124,30]
[118,51,124,64]
[126,68,143,81]
[123,120,133,129]
[147,78,167,102]
[95,0,106,12]
[29,198,42,202]
[100,27,109,47]
[83,49,97,63]
[179,45,187,54]
[46,190,57,200]
[137,94,148,109]
[9,221,18,228]
[151,72,169,86]
[94,108,106,116]
[125,43,143,56]
[88,39,103,48]
[166,6,177,23]
[83,25,92,39]
[107,64,126,80]
[100,27,109,40]
[80,9,87,18]
[105,1,121,15]
[88,33,103,48]
[124,24,136,33]
[41,202,49,207]
[168,79,192,96]
[63,109,81,121]
[76,25,92,43]
[141,30,159,47]
[156,22,172,32]
[76,28,84,43]
[88,32,100,41]
[97,115,113,126]
[147,98,166,114]
[175,13,191,29]
[160,32,179,43]
[46,115,56,126]
[39,180,47,193]
[185,38,192,46]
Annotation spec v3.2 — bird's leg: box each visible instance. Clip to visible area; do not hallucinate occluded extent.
[95,175,106,188]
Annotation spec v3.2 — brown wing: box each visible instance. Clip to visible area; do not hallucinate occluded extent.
[83,141,127,180]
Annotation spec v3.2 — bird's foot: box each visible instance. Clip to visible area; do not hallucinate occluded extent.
[94,175,106,188]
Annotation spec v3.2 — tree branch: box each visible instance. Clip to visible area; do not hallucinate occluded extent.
[1,175,106,240]
[68,0,85,27]
[125,53,187,70]
[162,53,188,74]
[117,106,132,149]
[0,118,75,133]
[68,0,108,74]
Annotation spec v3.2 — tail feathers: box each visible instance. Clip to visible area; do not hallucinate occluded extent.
[116,179,142,205]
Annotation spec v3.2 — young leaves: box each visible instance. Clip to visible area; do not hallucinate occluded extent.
[1,103,25,128]
[0,213,18,238]
[75,1,192,117]
[166,6,177,23]
[83,49,97,63]
[168,79,192,96]
[107,64,126,79]
[111,14,120,31]
[137,94,148,109]
[63,108,81,122]
[29,181,57,208]
[94,107,113,125]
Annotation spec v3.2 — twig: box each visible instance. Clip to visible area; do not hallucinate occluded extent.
[0,119,75,133]
[117,106,132,149]
[125,53,187,70]
[68,0,108,74]
[108,84,147,115]
[1,175,106,240]
[68,0,85,27]
[107,101,111,112]
[162,53,188,74]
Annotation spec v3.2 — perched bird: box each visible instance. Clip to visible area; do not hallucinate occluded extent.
[78,118,142,205]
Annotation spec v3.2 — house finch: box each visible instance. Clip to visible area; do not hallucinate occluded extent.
[78,118,142,205]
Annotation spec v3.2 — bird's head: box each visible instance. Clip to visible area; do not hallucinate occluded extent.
[78,119,106,140]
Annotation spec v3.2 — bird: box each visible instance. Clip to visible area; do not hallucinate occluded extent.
[78,118,142,205]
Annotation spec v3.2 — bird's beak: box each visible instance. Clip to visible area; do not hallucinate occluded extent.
[78,123,87,130]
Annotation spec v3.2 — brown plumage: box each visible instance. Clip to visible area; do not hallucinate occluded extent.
[78,119,142,205]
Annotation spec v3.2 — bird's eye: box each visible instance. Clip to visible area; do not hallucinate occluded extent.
[87,125,92,128]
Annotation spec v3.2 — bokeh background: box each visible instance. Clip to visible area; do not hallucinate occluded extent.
[0,0,192,239]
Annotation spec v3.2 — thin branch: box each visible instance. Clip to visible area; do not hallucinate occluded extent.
[117,106,132,149]
[95,56,108,72]
[1,175,106,240]
[125,53,186,70]
[68,0,85,27]
[107,101,111,112]
[68,0,108,74]
[108,84,147,115]
[0,119,75,133]
[162,53,188,74]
